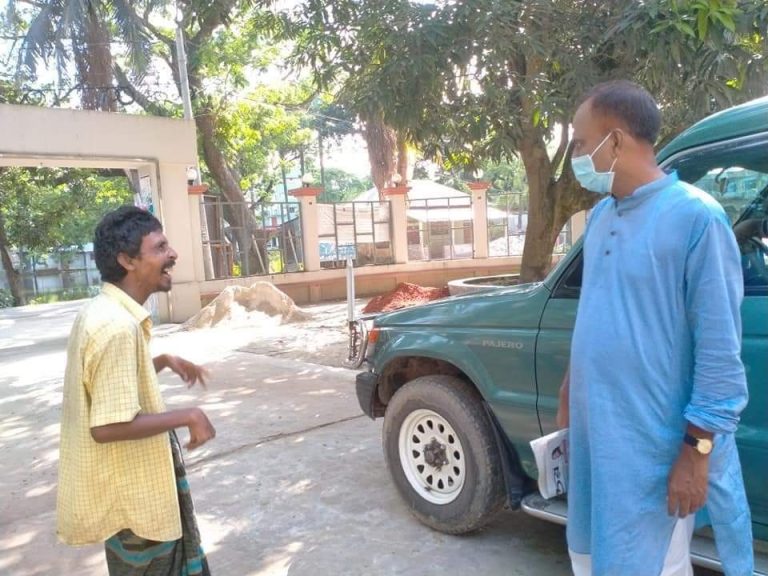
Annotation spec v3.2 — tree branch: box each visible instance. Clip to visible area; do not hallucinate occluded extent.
[189,1,239,50]
[551,121,569,175]
[126,1,174,48]
[16,0,47,9]
[114,64,171,117]
[107,0,174,52]
[157,48,179,88]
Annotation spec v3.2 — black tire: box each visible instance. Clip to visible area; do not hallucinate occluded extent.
[382,374,506,534]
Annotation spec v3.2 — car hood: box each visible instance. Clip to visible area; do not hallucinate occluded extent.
[373,281,550,329]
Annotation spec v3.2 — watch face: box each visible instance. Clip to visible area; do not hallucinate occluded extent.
[698,439,714,455]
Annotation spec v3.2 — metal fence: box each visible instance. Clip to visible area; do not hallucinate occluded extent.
[200,196,303,279]
[0,249,100,302]
[407,196,474,260]
[487,191,571,257]
[317,201,393,269]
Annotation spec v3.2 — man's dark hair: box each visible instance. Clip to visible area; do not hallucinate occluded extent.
[581,80,662,145]
[94,206,162,283]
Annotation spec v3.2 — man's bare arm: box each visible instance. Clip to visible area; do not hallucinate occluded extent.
[91,407,215,449]
[153,354,209,387]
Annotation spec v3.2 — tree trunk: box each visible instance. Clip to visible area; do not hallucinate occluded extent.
[59,251,73,291]
[0,211,25,306]
[318,133,325,189]
[177,13,269,276]
[195,110,267,274]
[74,3,116,112]
[396,134,409,182]
[280,157,289,202]
[553,166,598,235]
[361,112,398,195]
[518,129,558,282]
[518,132,598,282]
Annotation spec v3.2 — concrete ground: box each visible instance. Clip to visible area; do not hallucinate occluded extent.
[0,300,718,576]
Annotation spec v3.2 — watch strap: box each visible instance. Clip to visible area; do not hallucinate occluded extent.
[684,432,713,454]
[683,433,699,449]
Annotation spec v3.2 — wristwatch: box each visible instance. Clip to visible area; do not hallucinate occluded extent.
[684,433,713,455]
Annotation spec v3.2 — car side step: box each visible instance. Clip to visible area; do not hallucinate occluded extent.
[520,493,768,575]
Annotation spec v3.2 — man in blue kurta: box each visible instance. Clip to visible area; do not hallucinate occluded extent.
[557,81,753,575]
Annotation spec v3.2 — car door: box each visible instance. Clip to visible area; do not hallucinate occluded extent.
[534,248,583,434]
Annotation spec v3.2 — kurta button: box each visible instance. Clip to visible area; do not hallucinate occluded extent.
[618,211,623,217]
[605,250,611,255]
[610,231,616,236]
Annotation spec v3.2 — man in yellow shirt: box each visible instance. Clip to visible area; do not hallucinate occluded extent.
[57,206,216,575]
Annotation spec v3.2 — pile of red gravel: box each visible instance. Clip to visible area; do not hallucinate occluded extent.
[362,282,450,314]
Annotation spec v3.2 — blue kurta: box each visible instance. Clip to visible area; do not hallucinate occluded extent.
[567,172,753,575]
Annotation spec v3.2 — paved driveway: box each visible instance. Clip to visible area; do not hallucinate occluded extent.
[0,300,717,575]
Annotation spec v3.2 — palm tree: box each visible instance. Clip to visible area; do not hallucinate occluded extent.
[9,0,275,275]
[10,0,155,111]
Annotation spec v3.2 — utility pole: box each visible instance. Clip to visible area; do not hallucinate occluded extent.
[318,131,326,189]
[175,11,215,280]
[175,23,194,122]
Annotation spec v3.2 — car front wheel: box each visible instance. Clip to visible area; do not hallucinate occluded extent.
[382,374,506,534]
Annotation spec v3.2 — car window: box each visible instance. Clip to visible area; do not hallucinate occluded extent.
[551,251,582,298]
[665,133,768,295]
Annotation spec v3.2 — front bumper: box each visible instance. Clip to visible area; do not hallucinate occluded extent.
[355,370,380,419]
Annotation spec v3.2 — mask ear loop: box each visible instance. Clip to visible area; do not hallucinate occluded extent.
[607,130,621,172]
[606,149,619,195]
[589,131,614,159]
[593,131,620,176]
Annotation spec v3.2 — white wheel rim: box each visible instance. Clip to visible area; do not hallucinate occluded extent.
[398,408,466,505]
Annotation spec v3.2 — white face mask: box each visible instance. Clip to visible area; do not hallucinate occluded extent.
[571,132,618,195]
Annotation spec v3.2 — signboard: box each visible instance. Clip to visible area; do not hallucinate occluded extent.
[320,243,357,262]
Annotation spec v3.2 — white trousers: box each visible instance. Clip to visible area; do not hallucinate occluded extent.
[570,516,696,576]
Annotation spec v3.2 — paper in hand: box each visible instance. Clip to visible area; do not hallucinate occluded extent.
[529,428,568,499]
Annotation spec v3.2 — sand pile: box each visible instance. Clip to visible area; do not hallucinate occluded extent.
[362,282,450,314]
[184,282,312,330]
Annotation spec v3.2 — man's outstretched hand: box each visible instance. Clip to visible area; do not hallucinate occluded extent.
[154,354,209,388]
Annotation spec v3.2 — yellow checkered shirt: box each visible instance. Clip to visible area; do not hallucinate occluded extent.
[57,283,181,545]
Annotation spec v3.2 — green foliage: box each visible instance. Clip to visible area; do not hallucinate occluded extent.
[412,156,528,200]
[317,168,373,202]
[0,167,133,254]
[7,0,156,87]
[211,82,315,200]
[307,97,359,143]
[28,286,100,305]
[482,156,528,197]
[194,20,284,98]
[268,250,283,274]
[608,0,768,139]
[293,0,768,279]
[0,289,14,308]
[294,0,767,164]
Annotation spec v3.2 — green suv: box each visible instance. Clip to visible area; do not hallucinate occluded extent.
[354,96,768,573]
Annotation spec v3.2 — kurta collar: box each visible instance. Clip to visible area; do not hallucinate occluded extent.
[614,171,678,211]
[101,282,152,330]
